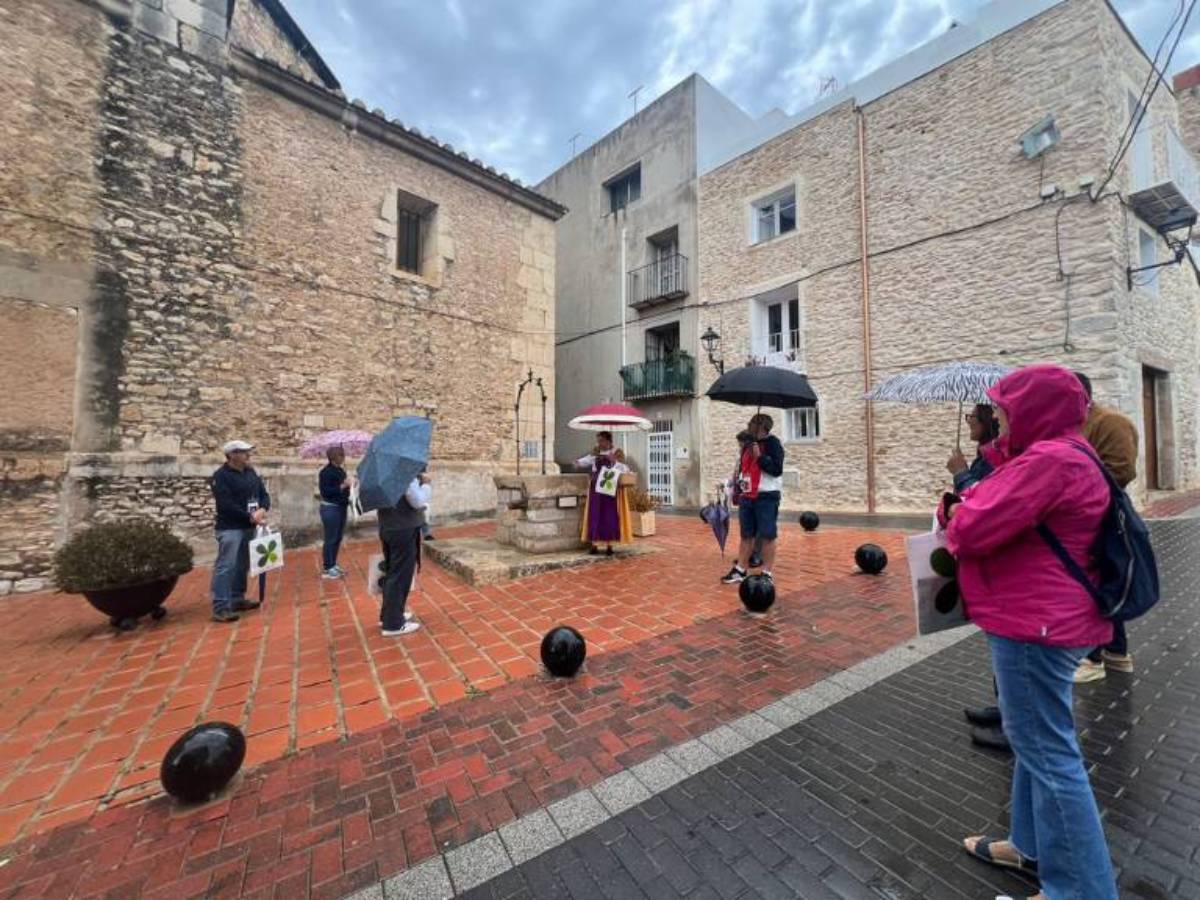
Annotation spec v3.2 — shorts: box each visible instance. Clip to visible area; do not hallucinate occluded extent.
[738,492,780,541]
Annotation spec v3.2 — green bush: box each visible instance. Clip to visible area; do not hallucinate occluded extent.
[54,518,194,593]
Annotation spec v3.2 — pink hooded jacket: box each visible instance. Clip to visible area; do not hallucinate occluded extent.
[944,365,1113,648]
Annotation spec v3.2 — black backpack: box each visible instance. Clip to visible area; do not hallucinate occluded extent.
[1037,441,1159,622]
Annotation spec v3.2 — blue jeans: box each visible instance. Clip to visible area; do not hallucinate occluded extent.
[211,528,252,613]
[320,504,347,570]
[989,634,1118,900]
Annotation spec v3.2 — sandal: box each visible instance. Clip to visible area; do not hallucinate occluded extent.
[963,836,1039,877]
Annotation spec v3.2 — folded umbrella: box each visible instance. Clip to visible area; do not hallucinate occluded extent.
[699,495,731,557]
[357,417,433,513]
[705,365,818,409]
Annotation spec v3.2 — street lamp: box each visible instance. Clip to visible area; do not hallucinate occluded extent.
[701,326,724,374]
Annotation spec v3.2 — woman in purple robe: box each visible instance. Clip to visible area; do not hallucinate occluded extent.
[575,430,632,555]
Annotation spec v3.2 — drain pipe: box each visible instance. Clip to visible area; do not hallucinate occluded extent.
[857,108,877,514]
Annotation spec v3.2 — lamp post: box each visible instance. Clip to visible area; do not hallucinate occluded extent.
[701,326,724,375]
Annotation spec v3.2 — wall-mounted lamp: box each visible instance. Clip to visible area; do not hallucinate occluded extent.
[1017,114,1060,160]
[701,326,724,374]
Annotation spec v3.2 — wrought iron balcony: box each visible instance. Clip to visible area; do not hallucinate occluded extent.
[1129,125,1200,233]
[620,353,696,401]
[628,253,688,308]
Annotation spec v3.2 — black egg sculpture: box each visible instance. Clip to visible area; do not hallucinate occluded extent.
[739,574,776,614]
[799,511,820,532]
[855,543,888,575]
[161,722,246,804]
[541,626,587,677]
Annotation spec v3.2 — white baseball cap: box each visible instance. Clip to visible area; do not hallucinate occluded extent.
[222,440,255,454]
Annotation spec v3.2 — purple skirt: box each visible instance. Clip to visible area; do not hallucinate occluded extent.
[585,488,621,542]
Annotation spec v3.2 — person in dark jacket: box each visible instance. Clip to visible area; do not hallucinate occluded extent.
[946,404,1001,492]
[319,446,351,579]
[210,440,270,622]
[377,470,431,636]
[722,413,786,584]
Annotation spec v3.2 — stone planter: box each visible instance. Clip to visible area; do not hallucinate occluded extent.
[632,510,656,537]
[82,576,178,631]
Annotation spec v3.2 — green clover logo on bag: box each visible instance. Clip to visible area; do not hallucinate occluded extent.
[256,539,278,568]
[599,469,616,491]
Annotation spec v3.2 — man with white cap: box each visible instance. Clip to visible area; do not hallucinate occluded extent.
[210,440,271,622]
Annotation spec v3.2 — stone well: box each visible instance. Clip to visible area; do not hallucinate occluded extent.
[494,472,636,553]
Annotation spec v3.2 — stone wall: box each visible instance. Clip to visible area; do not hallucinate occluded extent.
[228,0,321,83]
[1,0,561,584]
[0,0,109,589]
[696,0,1200,513]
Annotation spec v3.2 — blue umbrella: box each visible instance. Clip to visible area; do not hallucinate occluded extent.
[357,417,433,513]
[699,496,731,557]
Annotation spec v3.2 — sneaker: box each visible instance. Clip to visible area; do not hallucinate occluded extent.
[721,566,747,584]
[381,621,421,637]
[964,705,1003,728]
[1101,650,1134,673]
[232,599,261,612]
[322,568,342,579]
[1073,658,1106,684]
[212,610,240,623]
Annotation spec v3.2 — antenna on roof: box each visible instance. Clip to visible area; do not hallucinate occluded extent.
[628,85,644,115]
[568,132,582,158]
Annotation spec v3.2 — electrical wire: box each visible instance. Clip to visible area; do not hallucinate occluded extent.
[1110,1,1183,169]
[1092,0,1197,202]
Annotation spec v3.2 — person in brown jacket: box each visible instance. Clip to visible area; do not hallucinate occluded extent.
[1074,372,1139,683]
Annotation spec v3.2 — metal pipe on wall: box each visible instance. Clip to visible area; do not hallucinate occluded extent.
[857,108,877,514]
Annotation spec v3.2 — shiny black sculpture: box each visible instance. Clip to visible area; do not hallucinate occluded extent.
[160,722,246,804]
[855,543,888,575]
[799,511,820,532]
[540,626,586,677]
[739,574,776,613]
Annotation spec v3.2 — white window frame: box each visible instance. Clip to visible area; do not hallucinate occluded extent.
[751,287,804,368]
[1137,227,1158,296]
[750,184,797,245]
[785,406,821,443]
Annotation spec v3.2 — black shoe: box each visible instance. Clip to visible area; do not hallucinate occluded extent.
[605,546,614,557]
[970,725,1012,753]
[232,599,261,612]
[212,611,240,623]
[424,534,436,541]
[749,552,763,568]
[964,705,1002,728]
[721,566,747,584]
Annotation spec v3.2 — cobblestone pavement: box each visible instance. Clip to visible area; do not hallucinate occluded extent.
[447,517,1200,900]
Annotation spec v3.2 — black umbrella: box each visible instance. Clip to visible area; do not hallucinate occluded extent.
[706,365,818,409]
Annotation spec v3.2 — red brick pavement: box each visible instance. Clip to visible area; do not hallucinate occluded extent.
[0,518,916,899]
[1143,488,1200,519]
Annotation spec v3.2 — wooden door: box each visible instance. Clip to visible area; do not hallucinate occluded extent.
[1142,366,1160,490]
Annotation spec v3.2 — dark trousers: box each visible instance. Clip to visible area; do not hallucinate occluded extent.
[1087,621,1128,662]
[380,526,420,630]
[320,504,347,569]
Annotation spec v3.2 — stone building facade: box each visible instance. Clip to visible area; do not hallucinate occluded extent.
[695,0,1200,513]
[0,0,563,589]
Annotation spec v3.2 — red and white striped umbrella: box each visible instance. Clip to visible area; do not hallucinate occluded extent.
[567,403,652,433]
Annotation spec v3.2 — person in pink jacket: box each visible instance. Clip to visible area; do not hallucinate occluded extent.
[943,365,1117,900]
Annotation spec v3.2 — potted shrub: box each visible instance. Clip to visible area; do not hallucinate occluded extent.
[54,518,194,630]
[629,488,657,537]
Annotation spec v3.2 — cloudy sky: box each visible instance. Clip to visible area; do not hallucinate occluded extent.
[284,0,1200,185]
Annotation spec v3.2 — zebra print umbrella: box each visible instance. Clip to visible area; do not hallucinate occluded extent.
[865,362,1012,404]
[865,362,1012,449]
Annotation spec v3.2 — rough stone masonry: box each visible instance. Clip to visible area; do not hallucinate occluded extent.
[0,0,564,589]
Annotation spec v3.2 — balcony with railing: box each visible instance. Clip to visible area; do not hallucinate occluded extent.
[620,352,696,401]
[628,253,689,309]
[1129,124,1200,233]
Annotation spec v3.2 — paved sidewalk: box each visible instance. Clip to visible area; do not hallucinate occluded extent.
[436,517,1200,900]
[0,519,916,898]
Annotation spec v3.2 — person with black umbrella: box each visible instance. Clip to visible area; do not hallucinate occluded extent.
[721,413,785,584]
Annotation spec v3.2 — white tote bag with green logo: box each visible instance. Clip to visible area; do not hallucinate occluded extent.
[249,528,285,577]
